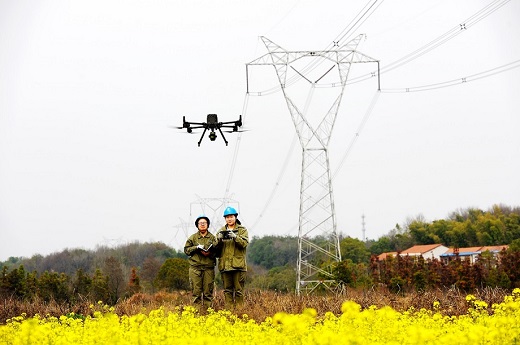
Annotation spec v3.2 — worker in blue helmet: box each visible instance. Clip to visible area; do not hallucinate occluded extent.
[184,215,218,309]
[215,206,249,309]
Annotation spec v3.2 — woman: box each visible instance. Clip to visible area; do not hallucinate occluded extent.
[215,206,249,309]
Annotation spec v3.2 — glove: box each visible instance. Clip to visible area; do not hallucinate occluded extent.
[196,244,204,250]
[228,231,237,239]
[217,232,223,240]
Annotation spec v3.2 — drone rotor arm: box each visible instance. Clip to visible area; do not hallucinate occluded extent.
[187,125,206,130]
[219,121,241,126]
[185,122,206,127]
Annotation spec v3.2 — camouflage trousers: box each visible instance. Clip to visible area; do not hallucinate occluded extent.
[189,266,215,308]
[221,270,246,309]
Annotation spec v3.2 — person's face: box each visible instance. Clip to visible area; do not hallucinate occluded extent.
[225,215,236,227]
[197,219,208,233]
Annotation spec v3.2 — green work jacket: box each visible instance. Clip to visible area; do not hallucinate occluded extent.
[215,224,249,272]
[184,231,218,269]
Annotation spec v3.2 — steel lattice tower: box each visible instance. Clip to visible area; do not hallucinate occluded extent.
[247,36,379,294]
[190,196,240,232]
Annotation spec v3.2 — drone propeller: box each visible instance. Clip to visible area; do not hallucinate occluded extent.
[223,129,250,133]
[169,125,196,134]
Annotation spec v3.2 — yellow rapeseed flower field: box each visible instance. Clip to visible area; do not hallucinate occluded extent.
[1,289,520,344]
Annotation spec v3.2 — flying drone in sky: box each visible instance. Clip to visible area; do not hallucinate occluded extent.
[175,114,244,146]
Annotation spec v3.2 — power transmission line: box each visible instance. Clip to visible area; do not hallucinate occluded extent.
[347,0,512,85]
[250,133,298,230]
[332,90,381,180]
[332,0,384,45]
[381,59,520,93]
[223,93,249,201]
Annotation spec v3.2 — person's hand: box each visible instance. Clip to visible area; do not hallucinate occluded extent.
[217,232,223,240]
[228,231,237,239]
[196,244,204,250]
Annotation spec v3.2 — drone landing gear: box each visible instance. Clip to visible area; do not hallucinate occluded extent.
[197,128,207,147]
[217,127,229,146]
[197,128,229,146]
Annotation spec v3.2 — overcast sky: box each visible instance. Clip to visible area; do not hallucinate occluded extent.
[1,0,519,261]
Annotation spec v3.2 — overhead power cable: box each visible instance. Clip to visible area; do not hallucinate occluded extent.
[331,0,384,46]
[223,93,249,202]
[381,59,520,93]
[250,133,298,230]
[347,0,512,85]
[332,90,381,180]
[249,0,512,95]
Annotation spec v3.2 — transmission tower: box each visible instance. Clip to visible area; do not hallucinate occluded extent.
[171,218,190,250]
[247,36,379,294]
[190,196,240,232]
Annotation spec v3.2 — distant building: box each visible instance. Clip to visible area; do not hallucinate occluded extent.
[440,245,509,264]
[376,252,398,261]
[376,244,448,261]
[400,244,449,260]
[376,244,509,264]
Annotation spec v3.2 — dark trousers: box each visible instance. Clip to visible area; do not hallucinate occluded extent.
[189,267,215,308]
[221,270,246,309]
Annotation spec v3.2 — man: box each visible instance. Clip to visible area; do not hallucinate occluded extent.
[184,215,217,309]
[215,206,249,309]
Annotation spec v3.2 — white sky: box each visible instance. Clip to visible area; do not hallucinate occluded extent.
[1,0,519,260]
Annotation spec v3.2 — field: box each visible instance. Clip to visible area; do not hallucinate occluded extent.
[1,288,520,344]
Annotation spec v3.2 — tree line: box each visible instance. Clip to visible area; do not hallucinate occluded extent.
[366,249,520,292]
[1,204,519,300]
[366,204,520,255]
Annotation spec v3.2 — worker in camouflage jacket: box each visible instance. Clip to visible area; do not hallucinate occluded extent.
[215,206,249,309]
[184,215,218,309]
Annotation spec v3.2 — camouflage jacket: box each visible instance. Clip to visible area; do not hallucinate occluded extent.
[184,231,218,269]
[215,224,249,272]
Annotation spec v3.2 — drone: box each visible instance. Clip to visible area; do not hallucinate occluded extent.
[176,114,243,146]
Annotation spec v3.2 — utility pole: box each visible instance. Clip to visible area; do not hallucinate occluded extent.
[247,36,379,294]
[362,214,366,242]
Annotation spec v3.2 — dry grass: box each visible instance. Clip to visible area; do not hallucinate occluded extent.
[1,287,511,324]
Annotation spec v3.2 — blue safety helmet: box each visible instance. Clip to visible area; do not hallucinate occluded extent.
[223,206,238,217]
[195,215,210,227]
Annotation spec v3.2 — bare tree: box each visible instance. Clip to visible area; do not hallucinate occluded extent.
[103,256,125,304]
[140,257,162,293]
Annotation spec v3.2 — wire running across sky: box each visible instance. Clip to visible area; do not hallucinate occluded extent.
[347,0,513,86]
[381,59,520,93]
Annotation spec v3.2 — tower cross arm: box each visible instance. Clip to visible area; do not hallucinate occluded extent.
[247,53,279,65]
[338,51,379,64]
[247,50,379,66]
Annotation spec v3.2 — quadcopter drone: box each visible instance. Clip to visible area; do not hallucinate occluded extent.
[176,114,243,146]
